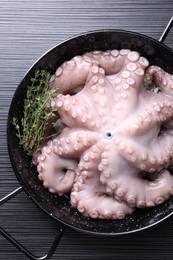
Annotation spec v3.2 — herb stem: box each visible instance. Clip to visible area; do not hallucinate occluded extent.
[12,69,60,156]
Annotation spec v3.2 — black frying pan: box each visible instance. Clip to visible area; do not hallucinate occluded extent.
[7,18,173,237]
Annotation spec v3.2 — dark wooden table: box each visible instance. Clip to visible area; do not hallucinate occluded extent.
[1,1,173,259]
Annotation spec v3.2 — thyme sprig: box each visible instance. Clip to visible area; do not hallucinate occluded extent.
[12,69,60,156]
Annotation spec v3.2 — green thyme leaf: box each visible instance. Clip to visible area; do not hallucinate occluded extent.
[12,69,60,156]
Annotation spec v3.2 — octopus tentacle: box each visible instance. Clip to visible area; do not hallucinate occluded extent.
[116,131,173,173]
[50,56,92,94]
[106,53,149,123]
[114,169,173,208]
[71,144,133,219]
[145,169,173,206]
[98,146,146,207]
[99,146,173,208]
[118,91,173,137]
[37,141,78,195]
[109,51,149,92]
[83,49,125,75]
[144,65,173,96]
[52,128,99,158]
[79,67,117,128]
[51,93,103,130]
[50,50,148,94]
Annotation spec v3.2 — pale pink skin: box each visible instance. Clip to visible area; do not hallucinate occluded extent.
[36,49,173,219]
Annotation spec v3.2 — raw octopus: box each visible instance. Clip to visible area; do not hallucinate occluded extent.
[36,49,173,219]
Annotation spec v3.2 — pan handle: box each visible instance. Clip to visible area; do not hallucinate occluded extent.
[159,16,173,43]
[0,187,65,260]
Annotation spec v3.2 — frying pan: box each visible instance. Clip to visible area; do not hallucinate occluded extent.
[6,17,173,240]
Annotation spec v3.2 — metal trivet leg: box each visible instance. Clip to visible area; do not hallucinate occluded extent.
[0,187,65,260]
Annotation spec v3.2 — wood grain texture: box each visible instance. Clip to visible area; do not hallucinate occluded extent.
[0,0,173,259]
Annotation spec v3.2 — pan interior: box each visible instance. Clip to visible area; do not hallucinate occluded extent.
[7,30,173,235]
